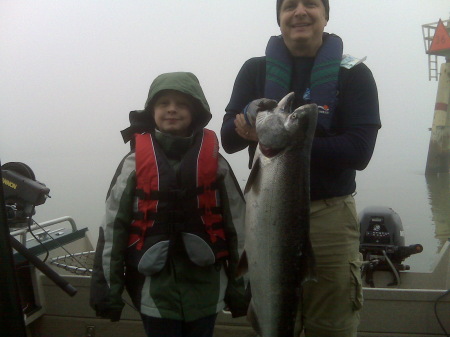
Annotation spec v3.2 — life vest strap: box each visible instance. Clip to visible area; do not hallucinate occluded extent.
[135,181,219,201]
[129,221,224,236]
[133,207,222,222]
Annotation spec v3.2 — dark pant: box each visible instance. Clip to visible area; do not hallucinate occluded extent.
[141,314,218,337]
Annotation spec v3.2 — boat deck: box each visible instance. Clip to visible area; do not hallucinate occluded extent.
[20,228,450,337]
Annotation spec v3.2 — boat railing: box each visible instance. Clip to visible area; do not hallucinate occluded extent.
[10,216,78,246]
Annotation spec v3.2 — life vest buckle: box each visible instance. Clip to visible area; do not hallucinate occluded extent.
[203,185,214,216]
[168,189,187,201]
[166,210,186,224]
[167,222,187,234]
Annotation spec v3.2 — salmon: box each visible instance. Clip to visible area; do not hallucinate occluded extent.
[240,93,317,336]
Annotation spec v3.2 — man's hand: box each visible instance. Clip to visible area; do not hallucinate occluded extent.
[235,113,258,141]
[235,98,277,141]
[243,98,278,126]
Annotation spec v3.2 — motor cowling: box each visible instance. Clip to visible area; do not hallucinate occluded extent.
[359,206,423,280]
[360,206,405,247]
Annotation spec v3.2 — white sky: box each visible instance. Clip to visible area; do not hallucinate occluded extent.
[1,0,449,241]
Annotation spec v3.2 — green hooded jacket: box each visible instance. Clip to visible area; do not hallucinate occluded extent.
[90,72,248,323]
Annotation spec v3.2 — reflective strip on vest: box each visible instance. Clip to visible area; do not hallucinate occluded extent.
[197,130,226,248]
[132,133,159,250]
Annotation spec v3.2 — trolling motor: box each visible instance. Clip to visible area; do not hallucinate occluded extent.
[359,206,423,287]
[1,162,77,298]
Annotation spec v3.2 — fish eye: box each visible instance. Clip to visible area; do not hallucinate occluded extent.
[290,113,298,119]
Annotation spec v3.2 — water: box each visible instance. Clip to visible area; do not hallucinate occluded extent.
[12,152,450,274]
[226,152,450,274]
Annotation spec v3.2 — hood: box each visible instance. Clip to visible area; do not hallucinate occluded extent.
[121,72,212,144]
[144,72,212,130]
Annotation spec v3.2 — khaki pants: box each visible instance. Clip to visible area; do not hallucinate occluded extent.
[295,195,363,337]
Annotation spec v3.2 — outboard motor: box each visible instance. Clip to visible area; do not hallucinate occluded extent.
[2,162,50,229]
[359,206,423,287]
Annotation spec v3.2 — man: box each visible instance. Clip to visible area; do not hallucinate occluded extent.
[221,1,381,336]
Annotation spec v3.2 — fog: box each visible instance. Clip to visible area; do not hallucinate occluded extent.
[1,0,449,246]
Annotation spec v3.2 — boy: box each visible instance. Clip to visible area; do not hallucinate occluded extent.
[90,72,247,337]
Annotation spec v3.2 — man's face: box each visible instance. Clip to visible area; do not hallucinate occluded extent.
[153,90,193,137]
[279,0,328,55]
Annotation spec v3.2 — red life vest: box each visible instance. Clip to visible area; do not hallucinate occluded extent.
[126,129,229,275]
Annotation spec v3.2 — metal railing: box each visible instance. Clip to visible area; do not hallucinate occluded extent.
[10,216,78,246]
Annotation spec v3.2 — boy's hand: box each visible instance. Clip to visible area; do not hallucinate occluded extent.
[96,308,121,322]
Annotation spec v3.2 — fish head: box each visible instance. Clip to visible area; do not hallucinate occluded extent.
[286,103,318,141]
[256,92,318,157]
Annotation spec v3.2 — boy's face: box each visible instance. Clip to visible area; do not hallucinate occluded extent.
[153,90,193,137]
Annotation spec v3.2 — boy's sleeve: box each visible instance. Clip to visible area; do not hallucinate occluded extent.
[217,155,249,317]
[90,152,136,321]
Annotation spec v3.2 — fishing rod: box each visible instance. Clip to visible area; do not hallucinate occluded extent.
[9,235,77,297]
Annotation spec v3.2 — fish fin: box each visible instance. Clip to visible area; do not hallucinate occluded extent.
[244,156,260,195]
[247,299,262,336]
[236,250,248,277]
[300,237,317,285]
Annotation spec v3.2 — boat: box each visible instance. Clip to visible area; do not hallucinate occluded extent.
[7,214,450,337]
[1,162,448,337]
